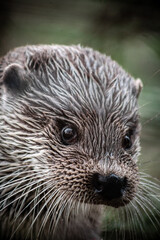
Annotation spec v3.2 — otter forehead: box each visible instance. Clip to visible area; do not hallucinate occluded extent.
[28,45,138,114]
[0,45,139,119]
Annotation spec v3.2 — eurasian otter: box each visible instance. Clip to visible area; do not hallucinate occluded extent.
[0,44,155,240]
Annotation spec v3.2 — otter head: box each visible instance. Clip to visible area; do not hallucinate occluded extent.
[0,45,143,211]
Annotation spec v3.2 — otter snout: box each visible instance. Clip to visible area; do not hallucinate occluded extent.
[92,173,127,201]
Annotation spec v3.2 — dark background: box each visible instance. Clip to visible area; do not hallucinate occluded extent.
[0,0,160,239]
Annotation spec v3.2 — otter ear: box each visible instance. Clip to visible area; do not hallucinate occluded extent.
[2,63,28,95]
[134,78,143,98]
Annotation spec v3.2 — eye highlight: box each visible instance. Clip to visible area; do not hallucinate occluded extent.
[122,135,132,150]
[122,129,134,150]
[61,125,78,145]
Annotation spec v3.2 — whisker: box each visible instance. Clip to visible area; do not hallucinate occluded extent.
[11,181,57,240]
[14,179,54,221]
[0,176,52,211]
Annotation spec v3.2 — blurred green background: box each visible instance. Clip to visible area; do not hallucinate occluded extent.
[0,0,160,239]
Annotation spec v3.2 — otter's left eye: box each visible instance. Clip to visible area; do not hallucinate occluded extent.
[61,126,78,145]
[122,131,133,150]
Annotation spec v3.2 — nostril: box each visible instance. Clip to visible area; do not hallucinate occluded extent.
[107,174,127,198]
[92,173,128,200]
[92,173,105,193]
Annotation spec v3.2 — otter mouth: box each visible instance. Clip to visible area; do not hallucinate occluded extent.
[95,195,131,208]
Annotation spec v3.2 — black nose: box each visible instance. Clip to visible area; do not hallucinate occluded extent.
[92,173,127,200]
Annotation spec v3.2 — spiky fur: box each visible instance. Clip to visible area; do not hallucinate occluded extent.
[0,45,159,240]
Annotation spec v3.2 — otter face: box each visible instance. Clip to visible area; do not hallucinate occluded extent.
[0,45,143,213]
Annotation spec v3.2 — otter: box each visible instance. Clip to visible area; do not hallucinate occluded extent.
[0,44,144,240]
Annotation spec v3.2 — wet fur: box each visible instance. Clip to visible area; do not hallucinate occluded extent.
[0,45,159,240]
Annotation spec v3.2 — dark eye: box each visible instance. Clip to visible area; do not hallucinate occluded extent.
[122,133,133,150]
[61,126,78,145]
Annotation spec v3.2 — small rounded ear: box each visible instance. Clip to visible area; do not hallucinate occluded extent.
[133,78,143,98]
[2,63,28,95]
[134,78,143,98]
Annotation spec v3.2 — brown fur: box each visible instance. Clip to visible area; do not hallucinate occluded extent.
[0,45,143,240]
